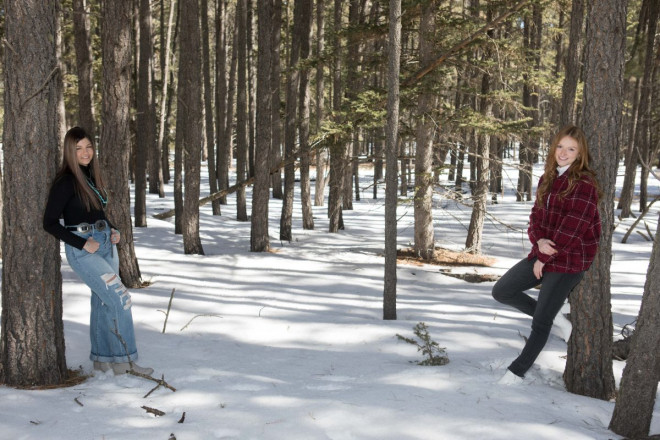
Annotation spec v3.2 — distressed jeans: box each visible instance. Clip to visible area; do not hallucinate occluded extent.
[65,227,139,363]
[492,257,584,377]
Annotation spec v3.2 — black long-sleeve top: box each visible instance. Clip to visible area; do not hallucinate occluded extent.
[43,167,114,250]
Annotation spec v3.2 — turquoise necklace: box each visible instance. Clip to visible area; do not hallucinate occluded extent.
[86,177,108,208]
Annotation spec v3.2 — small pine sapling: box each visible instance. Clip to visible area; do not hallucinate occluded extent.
[396,322,449,366]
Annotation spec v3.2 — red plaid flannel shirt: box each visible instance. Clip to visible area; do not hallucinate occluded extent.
[527,174,601,273]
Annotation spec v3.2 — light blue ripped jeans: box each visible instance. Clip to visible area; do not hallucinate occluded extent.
[65,226,139,363]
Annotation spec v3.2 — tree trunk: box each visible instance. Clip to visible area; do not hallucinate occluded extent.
[157,0,176,194]
[72,0,96,139]
[236,0,249,221]
[177,0,204,255]
[609,211,660,439]
[247,0,257,179]
[384,0,401,321]
[564,0,627,400]
[251,0,274,252]
[635,0,659,213]
[219,1,238,205]
[148,6,164,198]
[201,0,220,216]
[560,0,584,128]
[281,0,304,241]
[328,0,345,233]
[1,0,67,386]
[466,6,494,254]
[135,0,156,227]
[270,0,284,200]
[100,0,143,288]
[298,0,314,230]
[618,77,641,217]
[342,0,360,212]
[413,0,437,260]
[214,0,228,207]
[314,0,328,207]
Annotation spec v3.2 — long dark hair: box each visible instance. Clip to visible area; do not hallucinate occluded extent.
[535,125,600,207]
[55,126,107,211]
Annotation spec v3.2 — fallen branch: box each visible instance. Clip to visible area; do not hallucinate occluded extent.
[162,288,176,333]
[621,195,659,243]
[126,370,177,397]
[180,314,223,331]
[141,406,166,417]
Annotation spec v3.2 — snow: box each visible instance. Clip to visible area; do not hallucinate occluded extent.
[0,162,658,440]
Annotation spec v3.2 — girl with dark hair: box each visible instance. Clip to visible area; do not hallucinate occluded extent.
[492,125,601,384]
[43,127,153,376]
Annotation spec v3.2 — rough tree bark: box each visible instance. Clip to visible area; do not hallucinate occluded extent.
[177,0,204,254]
[251,0,274,252]
[201,0,220,215]
[413,0,437,260]
[384,0,401,321]
[100,0,143,288]
[609,212,660,439]
[298,0,315,230]
[328,0,345,232]
[559,0,584,128]
[1,0,68,386]
[135,0,156,226]
[270,0,283,201]
[235,0,249,221]
[215,0,229,205]
[281,0,304,241]
[466,6,494,255]
[564,0,627,400]
[314,0,328,207]
[72,0,96,139]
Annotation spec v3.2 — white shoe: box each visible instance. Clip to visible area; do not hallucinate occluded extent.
[497,370,525,385]
[93,361,112,372]
[553,313,573,343]
[112,362,154,376]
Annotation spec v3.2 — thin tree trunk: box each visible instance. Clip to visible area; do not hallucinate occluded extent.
[99,0,143,288]
[157,0,176,193]
[618,77,641,217]
[314,0,328,207]
[214,0,227,207]
[466,6,494,254]
[135,0,156,226]
[609,212,660,440]
[328,0,344,232]
[201,0,220,215]
[560,0,584,127]
[384,0,401,321]
[251,0,273,252]
[270,0,284,200]
[72,0,96,139]
[298,0,314,230]
[281,0,303,241]
[1,0,67,386]
[236,0,249,221]
[413,0,437,260]
[564,0,627,400]
[177,0,204,254]
[635,0,659,213]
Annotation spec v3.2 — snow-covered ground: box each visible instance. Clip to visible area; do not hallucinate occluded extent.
[0,161,658,440]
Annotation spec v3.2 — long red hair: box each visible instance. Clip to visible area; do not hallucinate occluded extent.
[535,125,600,207]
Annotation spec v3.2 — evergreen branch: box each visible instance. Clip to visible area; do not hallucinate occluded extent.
[401,0,534,88]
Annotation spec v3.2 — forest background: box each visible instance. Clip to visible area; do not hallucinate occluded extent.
[0,0,659,438]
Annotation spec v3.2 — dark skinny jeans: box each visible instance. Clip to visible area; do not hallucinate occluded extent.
[492,257,584,377]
